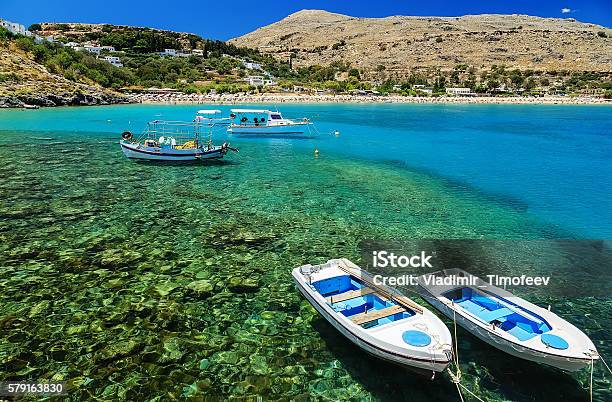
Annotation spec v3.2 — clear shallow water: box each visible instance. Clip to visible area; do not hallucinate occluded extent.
[0,104,610,401]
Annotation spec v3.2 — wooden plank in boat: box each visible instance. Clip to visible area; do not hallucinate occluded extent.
[350,305,405,325]
[327,287,375,303]
[336,260,424,314]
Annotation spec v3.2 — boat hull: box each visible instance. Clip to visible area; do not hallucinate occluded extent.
[418,290,594,372]
[120,141,226,161]
[227,123,310,135]
[293,265,451,374]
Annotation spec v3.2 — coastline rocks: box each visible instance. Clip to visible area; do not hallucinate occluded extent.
[0,92,131,108]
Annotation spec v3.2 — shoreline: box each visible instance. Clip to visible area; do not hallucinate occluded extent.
[128,93,611,106]
[1,93,610,109]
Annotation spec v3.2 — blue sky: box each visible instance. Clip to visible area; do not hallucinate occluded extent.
[1,0,610,40]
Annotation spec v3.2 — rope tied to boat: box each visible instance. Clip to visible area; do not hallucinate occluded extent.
[589,357,594,402]
[445,301,487,402]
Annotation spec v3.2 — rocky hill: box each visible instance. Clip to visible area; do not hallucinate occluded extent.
[0,40,127,107]
[230,10,612,77]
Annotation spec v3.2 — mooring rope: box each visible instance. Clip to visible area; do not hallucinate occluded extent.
[599,353,612,376]
[446,302,487,402]
[590,357,594,402]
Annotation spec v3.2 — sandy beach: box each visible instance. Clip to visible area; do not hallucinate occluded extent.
[128,93,611,105]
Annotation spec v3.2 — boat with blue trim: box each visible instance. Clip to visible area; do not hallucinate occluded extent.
[416,269,599,372]
[119,120,237,162]
[292,259,453,376]
[227,109,312,135]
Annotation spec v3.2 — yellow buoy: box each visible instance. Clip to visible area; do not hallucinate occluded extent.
[314,148,320,158]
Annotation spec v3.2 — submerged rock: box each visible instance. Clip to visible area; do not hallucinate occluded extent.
[186,279,214,297]
[227,277,259,293]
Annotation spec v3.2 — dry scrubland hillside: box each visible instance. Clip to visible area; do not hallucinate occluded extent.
[231,10,612,77]
[0,41,126,107]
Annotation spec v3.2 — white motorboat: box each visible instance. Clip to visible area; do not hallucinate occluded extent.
[227,109,312,135]
[416,269,599,372]
[120,120,237,162]
[195,109,231,126]
[292,259,453,375]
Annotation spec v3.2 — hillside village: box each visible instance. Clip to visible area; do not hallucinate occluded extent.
[1,13,612,107]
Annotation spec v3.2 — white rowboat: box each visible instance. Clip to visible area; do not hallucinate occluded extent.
[416,269,599,372]
[293,259,453,376]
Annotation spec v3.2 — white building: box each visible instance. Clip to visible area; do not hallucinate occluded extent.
[446,87,473,96]
[101,46,115,52]
[84,45,102,55]
[101,55,123,67]
[162,48,177,56]
[244,61,262,70]
[191,49,204,56]
[0,18,28,36]
[34,35,53,44]
[264,79,277,86]
[245,75,265,86]
[65,41,80,48]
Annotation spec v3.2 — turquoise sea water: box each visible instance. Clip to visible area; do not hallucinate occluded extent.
[0,104,610,400]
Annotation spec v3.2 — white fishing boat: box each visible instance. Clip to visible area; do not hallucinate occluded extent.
[120,120,237,162]
[227,109,312,135]
[293,259,453,376]
[195,109,231,126]
[416,269,599,372]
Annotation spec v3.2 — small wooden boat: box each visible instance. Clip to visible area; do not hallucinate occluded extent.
[416,269,599,372]
[292,259,453,375]
[227,109,312,135]
[119,120,237,162]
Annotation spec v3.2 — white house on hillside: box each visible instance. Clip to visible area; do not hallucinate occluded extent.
[245,76,265,86]
[244,61,262,70]
[84,45,102,55]
[101,46,115,52]
[446,87,474,96]
[162,49,177,56]
[0,18,29,36]
[101,55,123,67]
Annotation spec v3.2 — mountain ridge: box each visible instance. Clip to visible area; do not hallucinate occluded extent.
[230,9,612,76]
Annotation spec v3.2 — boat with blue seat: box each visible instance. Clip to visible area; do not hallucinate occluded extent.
[292,259,453,376]
[416,269,599,372]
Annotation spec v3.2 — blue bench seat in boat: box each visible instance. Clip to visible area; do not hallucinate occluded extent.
[503,323,539,341]
[313,275,363,297]
[479,307,514,323]
[458,300,513,323]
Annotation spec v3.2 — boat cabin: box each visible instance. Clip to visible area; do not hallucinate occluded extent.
[230,109,293,126]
